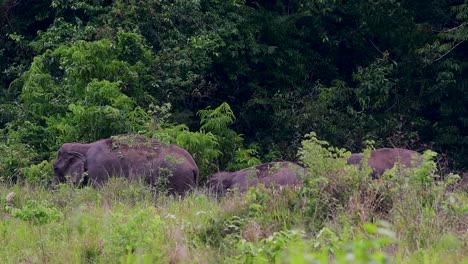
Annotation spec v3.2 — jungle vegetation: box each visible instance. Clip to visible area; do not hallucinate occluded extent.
[0,0,467,263]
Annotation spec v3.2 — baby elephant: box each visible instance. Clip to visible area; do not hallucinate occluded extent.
[206,161,307,196]
[347,148,422,177]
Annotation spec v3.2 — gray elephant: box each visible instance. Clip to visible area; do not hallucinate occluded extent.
[52,135,199,194]
[347,148,422,177]
[206,161,308,196]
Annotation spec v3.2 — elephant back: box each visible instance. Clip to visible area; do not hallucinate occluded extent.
[108,135,162,153]
[347,148,423,178]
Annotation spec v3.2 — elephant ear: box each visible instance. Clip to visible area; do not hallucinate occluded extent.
[67,152,86,185]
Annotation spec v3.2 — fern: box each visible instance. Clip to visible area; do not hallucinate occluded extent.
[197,102,236,134]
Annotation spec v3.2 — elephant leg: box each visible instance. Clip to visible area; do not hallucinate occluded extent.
[87,166,109,188]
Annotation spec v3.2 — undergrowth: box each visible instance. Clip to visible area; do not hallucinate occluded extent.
[0,134,467,263]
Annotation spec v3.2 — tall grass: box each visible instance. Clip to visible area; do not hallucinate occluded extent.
[0,136,467,263]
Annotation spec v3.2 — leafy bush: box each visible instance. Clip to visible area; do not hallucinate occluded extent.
[22,160,53,185]
[297,132,365,230]
[46,79,136,144]
[103,207,167,262]
[197,102,260,171]
[230,229,304,264]
[6,199,61,225]
[0,141,38,183]
[284,221,396,264]
[10,32,155,160]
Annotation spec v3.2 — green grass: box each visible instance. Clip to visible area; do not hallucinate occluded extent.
[1,140,467,263]
[0,176,466,263]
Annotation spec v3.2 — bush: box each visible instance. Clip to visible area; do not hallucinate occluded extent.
[103,207,167,262]
[22,160,53,185]
[297,132,367,231]
[6,199,61,225]
[283,221,396,264]
[0,142,38,183]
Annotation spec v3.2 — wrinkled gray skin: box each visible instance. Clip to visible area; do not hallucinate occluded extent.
[53,136,199,194]
[347,148,422,177]
[206,161,307,196]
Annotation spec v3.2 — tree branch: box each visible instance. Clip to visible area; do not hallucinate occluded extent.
[368,38,398,65]
[432,22,467,33]
[432,40,464,63]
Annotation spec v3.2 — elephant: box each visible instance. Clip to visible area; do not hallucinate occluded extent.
[52,135,199,194]
[347,148,423,177]
[206,161,308,196]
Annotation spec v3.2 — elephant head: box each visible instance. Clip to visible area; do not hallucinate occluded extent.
[53,143,90,186]
[205,172,233,196]
[347,153,364,166]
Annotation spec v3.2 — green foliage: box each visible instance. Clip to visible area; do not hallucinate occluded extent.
[104,208,166,261]
[353,56,396,111]
[0,140,38,183]
[198,102,236,133]
[298,132,362,231]
[230,229,303,264]
[1,1,468,260]
[22,160,53,185]
[46,80,136,144]
[284,221,396,264]
[148,103,221,178]
[151,124,221,178]
[9,32,155,161]
[0,169,467,263]
[97,178,154,206]
[228,147,262,171]
[298,132,350,177]
[198,102,259,170]
[150,102,259,179]
[6,200,61,225]
[29,18,99,54]
[2,0,468,170]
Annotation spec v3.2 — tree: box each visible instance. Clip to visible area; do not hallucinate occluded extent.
[7,32,155,160]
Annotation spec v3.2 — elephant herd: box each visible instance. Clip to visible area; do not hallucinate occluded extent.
[52,135,436,196]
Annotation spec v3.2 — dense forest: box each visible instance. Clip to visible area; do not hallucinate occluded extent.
[1,0,467,181]
[0,1,467,263]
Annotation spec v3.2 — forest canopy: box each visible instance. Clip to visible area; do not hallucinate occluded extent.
[1,0,467,182]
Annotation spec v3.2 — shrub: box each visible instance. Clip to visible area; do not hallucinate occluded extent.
[0,142,38,183]
[103,207,167,262]
[22,160,53,185]
[297,132,365,231]
[283,221,396,264]
[230,229,304,264]
[6,199,61,225]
